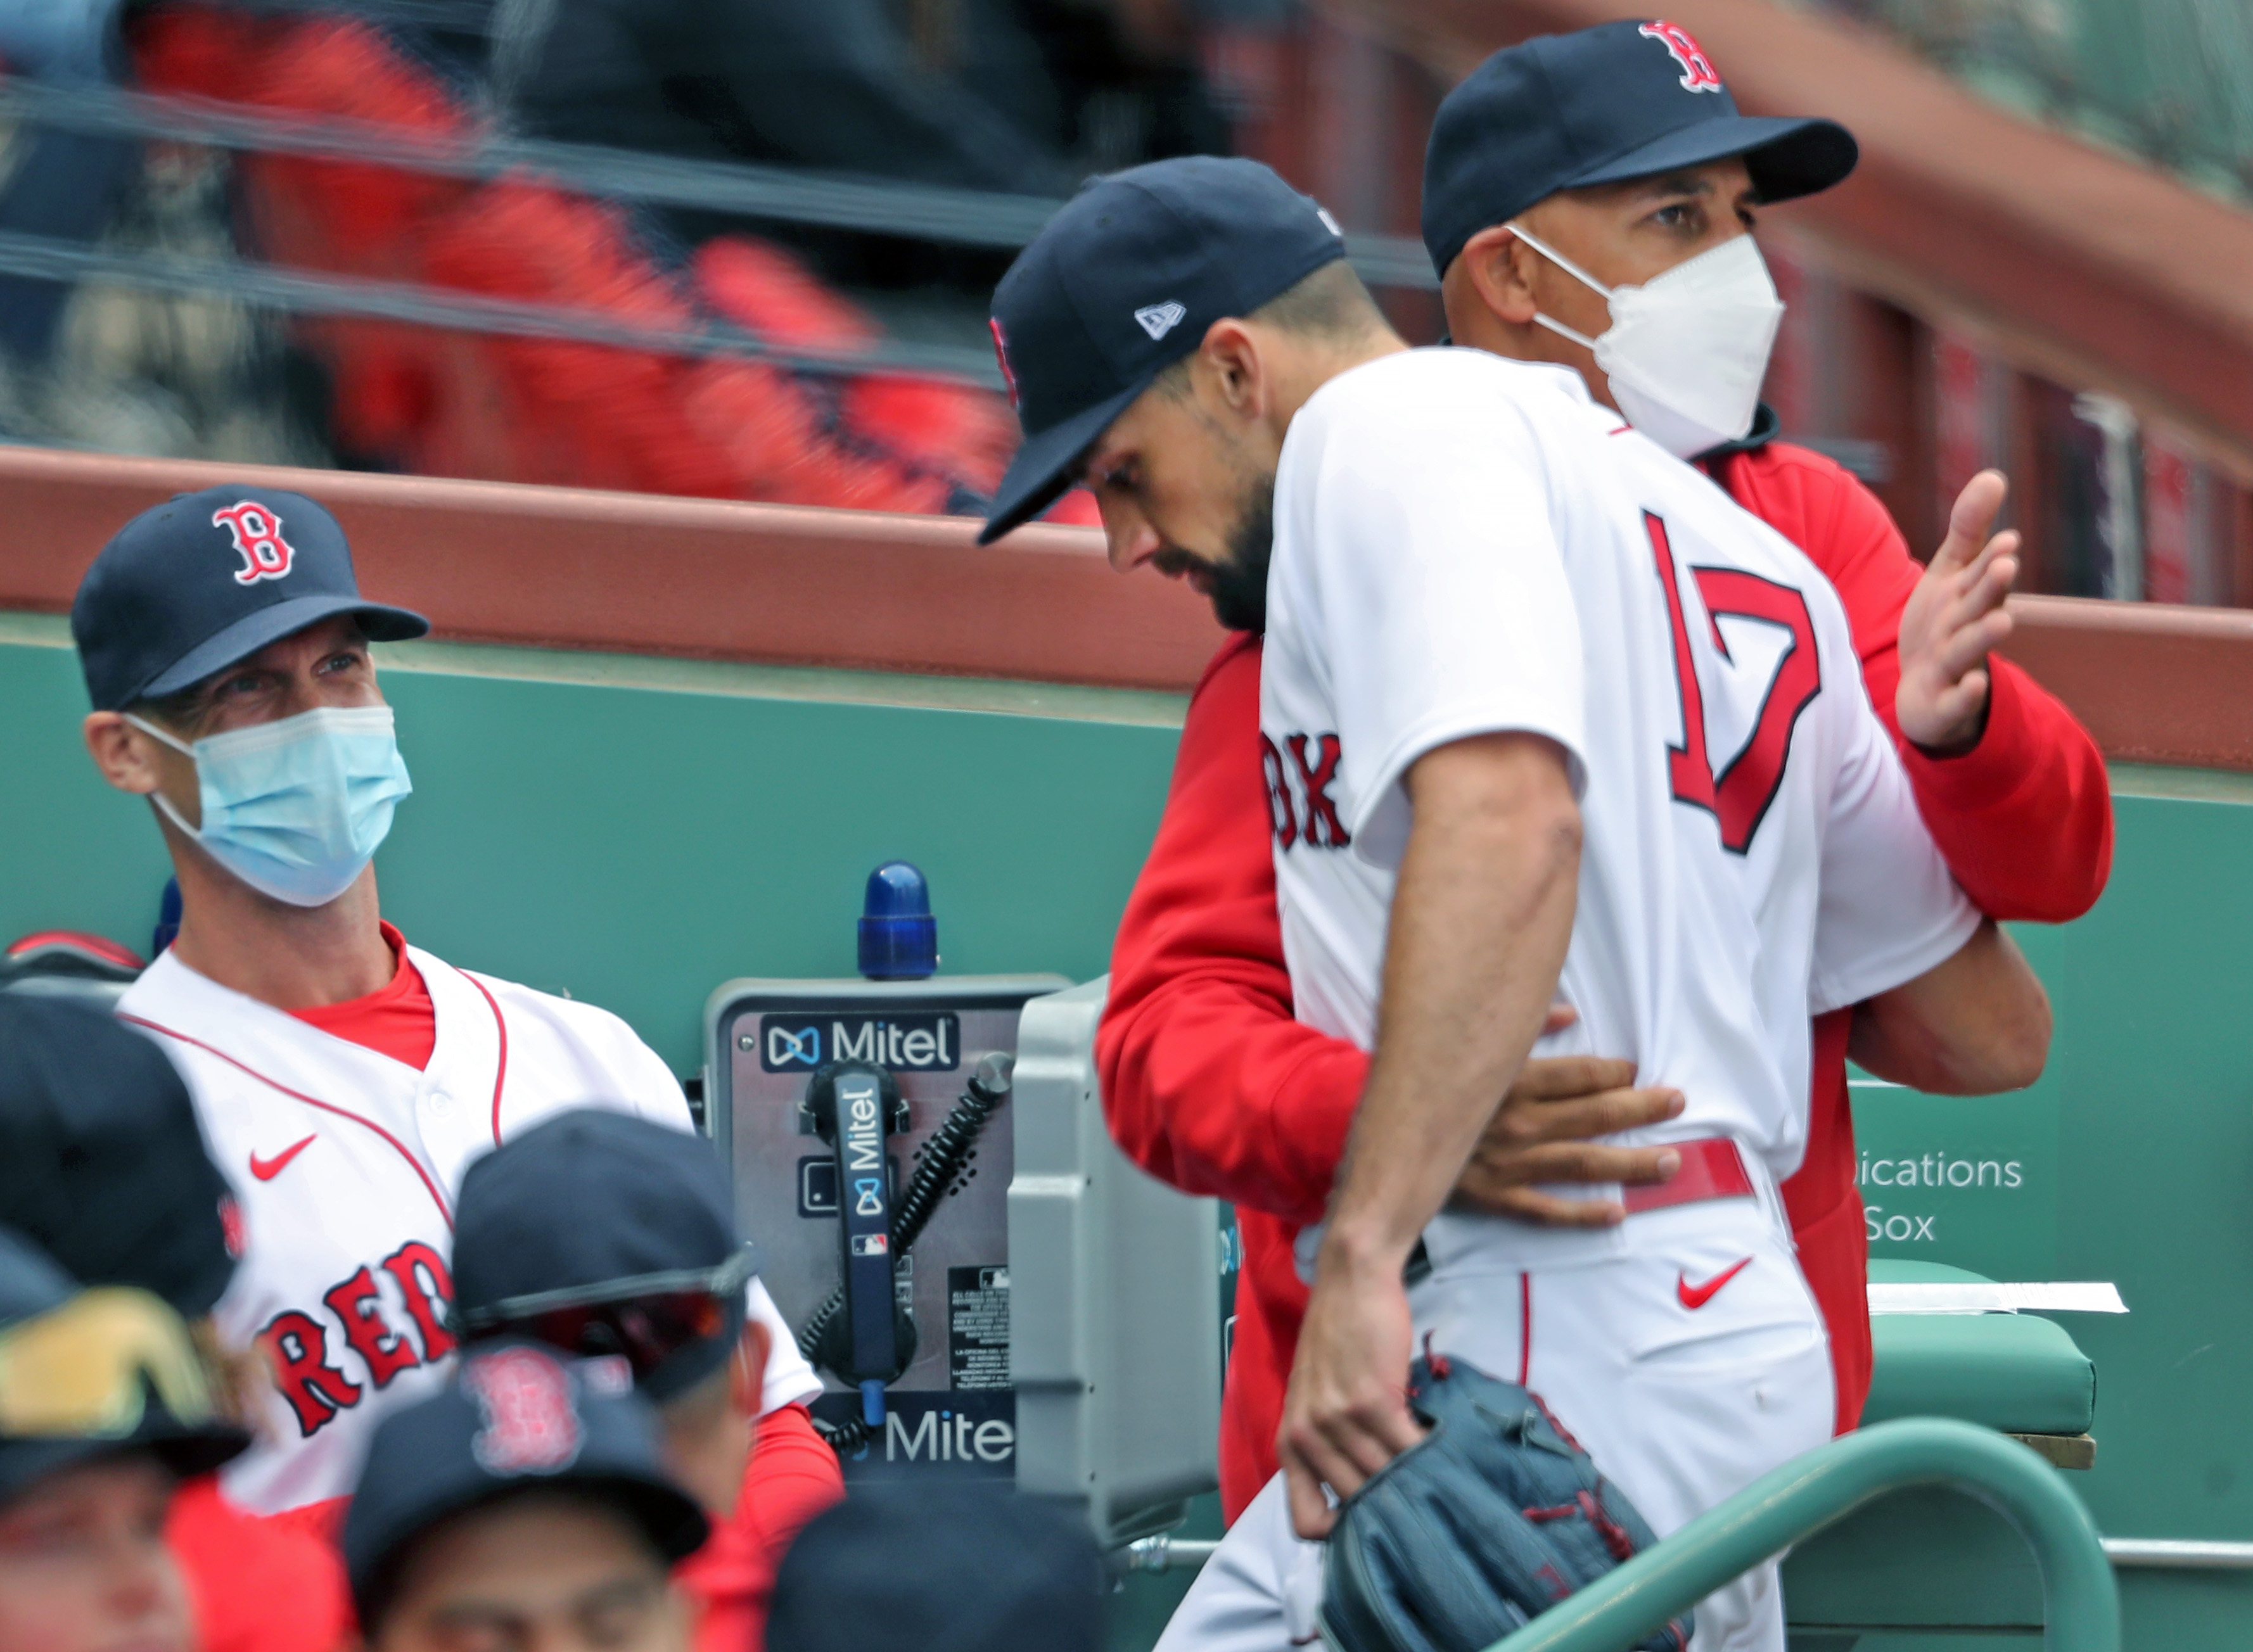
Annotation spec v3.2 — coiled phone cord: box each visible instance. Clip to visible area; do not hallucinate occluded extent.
[803,1052,1014,1454]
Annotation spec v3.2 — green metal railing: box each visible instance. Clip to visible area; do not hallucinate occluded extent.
[1484,1418,2119,1652]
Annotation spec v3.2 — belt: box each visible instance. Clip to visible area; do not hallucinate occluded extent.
[1402,1136,1756,1283]
[1622,1136,1754,1214]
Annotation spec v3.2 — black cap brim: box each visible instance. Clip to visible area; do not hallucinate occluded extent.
[0,1423,248,1506]
[350,1472,710,1625]
[138,594,430,703]
[1572,114,1857,204]
[976,378,1148,546]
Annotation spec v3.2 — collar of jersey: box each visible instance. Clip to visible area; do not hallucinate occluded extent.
[1693,400,1780,461]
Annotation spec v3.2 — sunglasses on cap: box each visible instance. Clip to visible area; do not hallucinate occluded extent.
[451,1246,759,1378]
[0,1288,220,1440]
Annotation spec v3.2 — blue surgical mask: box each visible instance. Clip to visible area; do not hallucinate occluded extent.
[125,706,412,908]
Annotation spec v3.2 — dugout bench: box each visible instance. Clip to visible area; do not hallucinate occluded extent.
[1780,1259,2100,1648]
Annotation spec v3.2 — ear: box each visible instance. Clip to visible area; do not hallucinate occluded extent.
[1458,224,1541,327]
[1192,317,1268,423]
[731,1319,770,1420]
[84,711,165,797]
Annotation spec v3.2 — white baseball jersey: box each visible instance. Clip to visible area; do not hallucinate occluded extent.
[1260,348,1977,1271]
[120,944,820,1516]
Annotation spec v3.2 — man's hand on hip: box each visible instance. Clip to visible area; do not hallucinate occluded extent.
[1453,1055,1683,1224]
[1278,1243,1424,1540]
[1897,469,2020,754]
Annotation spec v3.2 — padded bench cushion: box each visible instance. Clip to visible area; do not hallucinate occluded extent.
[1861,1261,2096,1437]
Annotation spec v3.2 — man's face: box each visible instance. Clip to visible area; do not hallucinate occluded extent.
[86,614,384,831]
[0,1454,193,1652]
[1080,377,1279,633]
[1445,156,1760,402]
[368,1492,689,1652]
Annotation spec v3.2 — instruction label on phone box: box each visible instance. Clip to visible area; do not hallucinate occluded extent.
[949,1265,1010,1391]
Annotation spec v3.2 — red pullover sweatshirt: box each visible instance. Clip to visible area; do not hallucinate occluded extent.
[1096,438,2113,1520]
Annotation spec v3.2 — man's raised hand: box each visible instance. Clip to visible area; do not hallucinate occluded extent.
[1897,469,2020,753]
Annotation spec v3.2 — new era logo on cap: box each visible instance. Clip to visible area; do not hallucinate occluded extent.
[1133,302,1187,340]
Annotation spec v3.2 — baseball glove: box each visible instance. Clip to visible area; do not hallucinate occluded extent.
[1319,1351,1690,1652]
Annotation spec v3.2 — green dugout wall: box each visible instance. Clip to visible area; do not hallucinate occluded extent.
[7,616,2253,1646]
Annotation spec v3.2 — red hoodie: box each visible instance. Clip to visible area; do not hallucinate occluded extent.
[1096,439,2112,1520]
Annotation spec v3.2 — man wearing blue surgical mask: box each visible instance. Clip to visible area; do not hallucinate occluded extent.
[68,487,827,1547]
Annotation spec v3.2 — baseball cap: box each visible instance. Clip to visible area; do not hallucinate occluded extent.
[0,1226,248,1506]
[342,1339,708,1628]
[767,1484,1104,1652]
[978,155,1348,545]
[71,484,428,712]
[450,1111,749,1403]
[1421,19,1858,279]
[0,996,238,1319]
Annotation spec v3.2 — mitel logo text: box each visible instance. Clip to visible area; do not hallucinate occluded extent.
[761,1012,959,1072]
[889,1408,1014,1464]
[841,1072,884,1179]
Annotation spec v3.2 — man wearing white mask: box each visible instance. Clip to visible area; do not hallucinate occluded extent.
[1419,15,2112,1450]
[72,486,822,1538]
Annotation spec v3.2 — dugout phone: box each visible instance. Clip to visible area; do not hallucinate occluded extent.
[703,969,1223,1547]
[704,974,1066,1483]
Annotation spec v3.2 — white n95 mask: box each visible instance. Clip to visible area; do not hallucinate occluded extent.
[125,706,412,908]
[1510,226,1785,460]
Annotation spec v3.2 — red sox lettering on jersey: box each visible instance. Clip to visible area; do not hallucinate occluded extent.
[1640,21,1723,92]
[211,502,298,585]
[1260,732,1351,851]
[118,941,822,1516]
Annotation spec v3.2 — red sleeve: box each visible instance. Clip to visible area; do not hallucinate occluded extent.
[1094,635,1369,1228]
[1714,445,2112,924]
[680,1403,844,1652]
[164,1476,353,1652]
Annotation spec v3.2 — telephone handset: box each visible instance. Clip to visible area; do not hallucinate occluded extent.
[795,1052,1014,1449]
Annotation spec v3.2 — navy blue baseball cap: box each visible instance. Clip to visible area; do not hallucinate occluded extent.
[450,1112,751,1404]
[0,997,237,1321]
[769,1484,1104,1652]
[343,1339,709,1628]
[979,155,1348,545]
[1422,19,1858,278]
[71,484,428,711]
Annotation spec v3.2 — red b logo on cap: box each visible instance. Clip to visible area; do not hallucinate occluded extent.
[212,502,297,585]
[1640,22,1723,92]
[989,317,1021,412]
[465,1347,583,1476]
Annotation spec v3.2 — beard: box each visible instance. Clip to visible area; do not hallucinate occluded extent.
[1202,474,1276,633]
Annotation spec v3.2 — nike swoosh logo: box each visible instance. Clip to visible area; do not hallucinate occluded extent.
[250,1135,317,1181]
[1677,1257,1753,1311]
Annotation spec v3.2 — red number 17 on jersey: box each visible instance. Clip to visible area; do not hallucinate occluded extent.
[1647,512,1822,854]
